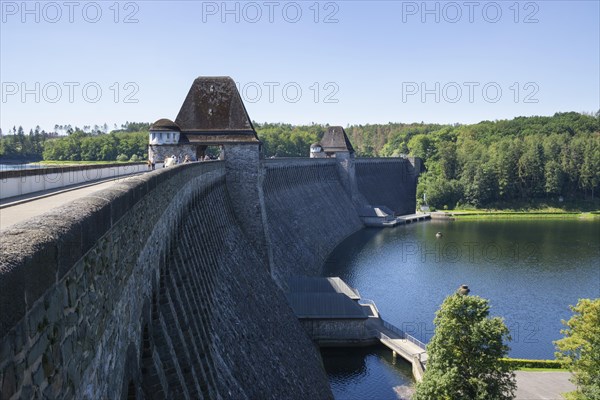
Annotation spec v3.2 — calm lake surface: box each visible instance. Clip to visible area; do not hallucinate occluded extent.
[321,219,599,399]
[0,163,47,171]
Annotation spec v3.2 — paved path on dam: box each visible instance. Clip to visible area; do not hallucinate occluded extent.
[515,371,575,400]
[0,180,120,230]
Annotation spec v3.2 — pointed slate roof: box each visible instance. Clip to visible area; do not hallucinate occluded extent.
[320,126,354,154]
[174,77,259,144]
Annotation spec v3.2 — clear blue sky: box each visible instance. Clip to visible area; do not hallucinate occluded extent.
[1,0,598,132]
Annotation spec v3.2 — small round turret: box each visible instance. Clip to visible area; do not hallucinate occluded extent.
[149,119,181,145]
[310,142,324,158]
[150,118,181,132]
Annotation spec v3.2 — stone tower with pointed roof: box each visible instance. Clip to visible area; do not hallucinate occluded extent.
[149,77,260,162]
[150,76,268,265]
[310,126,354,159]
[174,77,259,145]
[309,126,366,208]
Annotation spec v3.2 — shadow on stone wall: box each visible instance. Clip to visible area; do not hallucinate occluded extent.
[355,159,418,216]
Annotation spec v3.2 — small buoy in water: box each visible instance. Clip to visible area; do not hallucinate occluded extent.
[436,232,443,238]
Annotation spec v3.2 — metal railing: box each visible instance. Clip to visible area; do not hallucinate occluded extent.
[382,320,427,350]
[380,331,427,362]
[358,299,380,317]
[380,332,410,358]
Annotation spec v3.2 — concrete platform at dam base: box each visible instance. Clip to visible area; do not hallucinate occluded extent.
[362,212,432,227]
[285,276,428,382]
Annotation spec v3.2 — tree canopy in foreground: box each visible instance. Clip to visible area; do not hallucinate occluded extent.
[555,298,600,400]
[414,291,516,400]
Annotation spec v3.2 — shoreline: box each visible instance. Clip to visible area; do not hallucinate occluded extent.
[430,211,599,220]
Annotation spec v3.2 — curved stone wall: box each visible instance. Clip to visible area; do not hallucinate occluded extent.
[0,163,216,398]
[0,161,333,399]
[151,179,331,399]
[262,159,364,286]
[0,157,419,399]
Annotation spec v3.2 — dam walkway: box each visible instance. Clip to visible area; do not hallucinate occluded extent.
[362,301,428,382]
[363,212,431,227]
[375,321,427,382]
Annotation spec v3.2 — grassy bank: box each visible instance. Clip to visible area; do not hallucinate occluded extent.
[446,210,599,220]
[426,197,600,216]
[516,367,568,372]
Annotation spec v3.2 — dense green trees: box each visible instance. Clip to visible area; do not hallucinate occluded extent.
[2,113,598,206]
[0,126,56,160]
[255,123,325,157]
[413,113,599,209]
[347,123,444,157]
[0,123,148,162]
[1,122,230,162]
[256,113,599,208]
[41,130,147,161]
[414,291,516,400]
[555,298,600,400]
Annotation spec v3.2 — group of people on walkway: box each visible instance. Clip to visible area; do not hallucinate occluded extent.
[164,154,191,167]
[147,153,207,170]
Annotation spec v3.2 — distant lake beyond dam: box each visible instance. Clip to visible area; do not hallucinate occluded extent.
[321,219,599,399]
[0,163,47,170]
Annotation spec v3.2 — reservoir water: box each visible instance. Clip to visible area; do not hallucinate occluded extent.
[0,163,47,171]
[321,219,599,400]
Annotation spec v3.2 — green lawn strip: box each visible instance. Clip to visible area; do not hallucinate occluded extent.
[453,213,586,220]
[516,367,568,372]
[501,358,566,371]
[441,210,600,220]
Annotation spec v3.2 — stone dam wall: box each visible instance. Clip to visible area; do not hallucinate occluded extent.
[355,158,419,215]
[262,159,364,286]
[0,157,418,399]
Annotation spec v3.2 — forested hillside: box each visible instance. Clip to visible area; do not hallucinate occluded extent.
[1,113,598,209]
[256,113,599,209]
[403,113,599,209]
